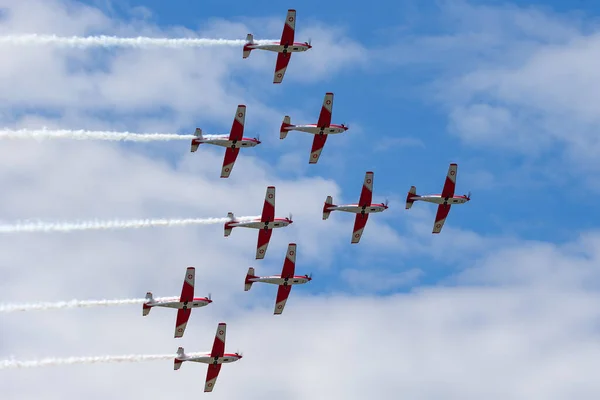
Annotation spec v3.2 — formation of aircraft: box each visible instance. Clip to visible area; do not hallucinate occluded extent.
[224,186,293,259]
[244,243,312,314]
[143,267,212,338]
[323,171,389,243]
[280,92,349,164]
[405,163,471,233]
[190,105,261,178]
[154,10,473,393]
[174,322,242,392]
[243,9,312,84]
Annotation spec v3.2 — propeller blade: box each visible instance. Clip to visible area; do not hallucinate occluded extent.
[208,293,211,301]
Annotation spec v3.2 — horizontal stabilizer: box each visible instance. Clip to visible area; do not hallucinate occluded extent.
[323,196,335,220]
[142,292,153,316]
[406,186,418,209]
[245,267,257,291]
[280,116,292,139]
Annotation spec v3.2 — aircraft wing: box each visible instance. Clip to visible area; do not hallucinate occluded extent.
[432,204,451,234]
[228,105,245,141]
[256,228,273,260]
[358,171,374,206]
[205,324,225,394]
[281,243,296,278]
[317,92,333,127]
[261,186,275,222]
[204,364,222,393]
[309,134,328,164]
[174,267,195,338]
[280,9,296,45]
[273,52,291,84]
[174,308,191,338]
[179,267,195,303]
[441,163,457,199]
[351,214,369,244]
[274,284,292,315]
[221,147,240,178]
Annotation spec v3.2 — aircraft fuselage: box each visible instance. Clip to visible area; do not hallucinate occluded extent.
[410,195,469,205]
[284,124,347,135]
[228,218,292,230]
[326,204,388,214]
[192,136,260,149]
[249,275,311,285]
[249,42,311,53]
[148,297,211,310]
[177,353,242,365]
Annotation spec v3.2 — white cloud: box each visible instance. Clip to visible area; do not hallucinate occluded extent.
[1,1,599,399]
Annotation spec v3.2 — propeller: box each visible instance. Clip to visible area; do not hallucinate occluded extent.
[305,272,312,280]
[305,38,312,46]
[255,134,260,143]
[288,212,293,221]
[208,293,211,301]
[235,350,243,358]
[384,198,389,207]
[466,191,471,200]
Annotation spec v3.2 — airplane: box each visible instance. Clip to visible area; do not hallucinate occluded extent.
[143,267,212,338]
[280,92,349,164]
[243,9,312,84]
[225,186,293,259]
[323,171,389,244]
[190,104,261,178]
[405,163,471,234]
[174,322,242,393]
[244,243,312,315]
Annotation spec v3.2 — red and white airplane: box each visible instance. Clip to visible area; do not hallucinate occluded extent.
[405,163,471,234]
[323,171,389,244]
[243,9,312,84]
[225,186,293,259]
[280,92,349,164]
[174,322,242,393]
[143,267,212,338]
[244,243,311,315]
[190,105,261,178]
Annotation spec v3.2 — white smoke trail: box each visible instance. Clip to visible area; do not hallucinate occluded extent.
[0,216,259,234]
[0,128,197,142]
[0,34,276,49]
[0,298,149,312]
[0,354,176,369]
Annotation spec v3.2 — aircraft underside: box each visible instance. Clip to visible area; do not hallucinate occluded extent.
[331,205,386,214]
[414,196,467,205]
[289,125,346,135]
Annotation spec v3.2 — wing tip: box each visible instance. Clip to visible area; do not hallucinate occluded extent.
[217,322,226,327]
[267,185,275,189]
[288,242,297,247]
[325,92,334,95]
[186,266,195,271]
[366,170,374,175]
[450,163,458,167]
[237,104,246,109]
[288,8,296,12]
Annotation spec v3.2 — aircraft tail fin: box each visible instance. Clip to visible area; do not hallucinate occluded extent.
[406,186,418,209]
[142,292,153,316]
[323,195,335,220]
[243,34,254,58]
[191,128,202,152]
[174,347,185,370]
[224,212,235,237]
[245,267,257,291]
[280,116,292,139]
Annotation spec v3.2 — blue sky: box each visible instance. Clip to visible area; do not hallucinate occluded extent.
[2,0,600,398]
[74,0,599,290]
